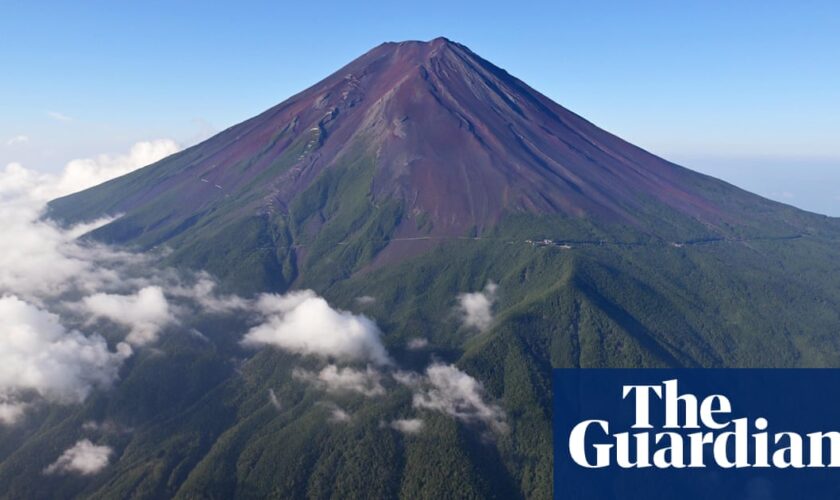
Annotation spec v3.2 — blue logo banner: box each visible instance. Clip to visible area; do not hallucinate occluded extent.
[554,369,840,499]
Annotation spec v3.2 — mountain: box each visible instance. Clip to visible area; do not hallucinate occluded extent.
[4,38,840,499]
[47,38,833,292]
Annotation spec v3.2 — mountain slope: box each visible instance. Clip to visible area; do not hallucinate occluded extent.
[5,38,840,499]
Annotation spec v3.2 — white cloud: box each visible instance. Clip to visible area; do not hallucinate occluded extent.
[81,286,176,345]
[0,296,131,424]
[457,282,498,332]
[390,418,424,434]
[393,369,422,387]
[6,135,28,146]
[329,407,351,423]
[268,389,282,410]
[293,364,385,397]
[242,291,391,365]
[318,402,351,423]
[81,419,131,435]
[406,337,429,350]
[53,140,179,199]
[0,399,27,425]
[170,275,250,314]
[0,141,182,424]
[1,139,179,204]
[355,295,376,305]
[0,139,514,444]
[44,439,112,475]
[403,363,507,434]
[0,205,115,298]
[0,137,285,425]
[47,111,73,122]
[0,140,181,300]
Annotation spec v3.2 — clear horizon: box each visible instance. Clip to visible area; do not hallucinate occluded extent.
[3,1,839,214]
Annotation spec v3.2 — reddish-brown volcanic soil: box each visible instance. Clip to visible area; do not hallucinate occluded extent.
[182,37,742,237]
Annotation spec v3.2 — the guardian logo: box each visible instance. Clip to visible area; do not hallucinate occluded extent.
[568,379,840,469]
[554,369,840,499]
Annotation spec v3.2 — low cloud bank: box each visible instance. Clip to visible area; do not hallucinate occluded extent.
[3,139,179,204]
[0,140,180,301]
[0,141,177,422]
[1,141,509,439]
[0,194,125,299]
[0,296,131,423]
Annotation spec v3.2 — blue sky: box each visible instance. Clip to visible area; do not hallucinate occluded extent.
[2,1,839,214]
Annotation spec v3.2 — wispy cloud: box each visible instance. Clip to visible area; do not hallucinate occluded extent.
[293,364,386,397]
[6,135,28,146]
[47,111,73,122]
[0,399,27,425]
[81,419,132,435]
[390,418,424,434]
[398,363,508,434]
[330,407,351,423]
[318,402,352,423]
[268,389,282,410]
[44,440,113,475]
[406,338,429,350]
[355,295,376,306]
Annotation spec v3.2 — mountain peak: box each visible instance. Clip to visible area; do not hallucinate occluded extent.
[355,36,468,73]
[381,36,456,50]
